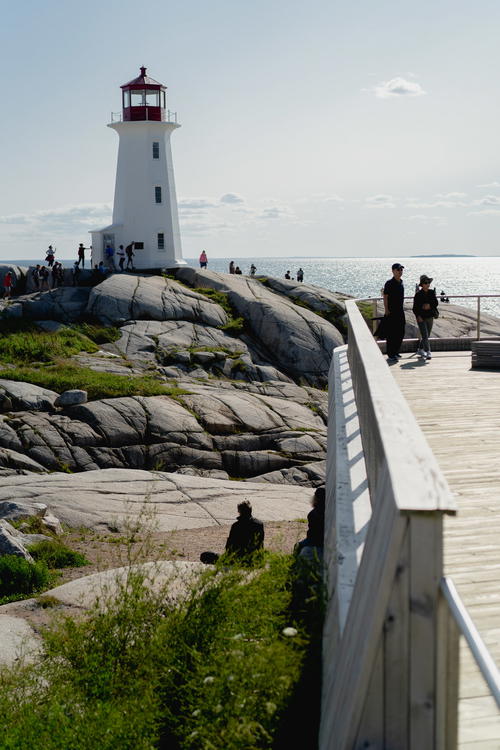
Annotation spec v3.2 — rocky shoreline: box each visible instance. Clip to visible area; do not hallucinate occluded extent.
[0,267,499,539]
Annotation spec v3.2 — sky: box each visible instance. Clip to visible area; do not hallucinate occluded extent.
[1,0,500,260]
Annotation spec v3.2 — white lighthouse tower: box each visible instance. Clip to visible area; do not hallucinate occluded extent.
[91,66,186,269]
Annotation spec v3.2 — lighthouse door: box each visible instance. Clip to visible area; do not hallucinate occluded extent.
[103,233,115,250]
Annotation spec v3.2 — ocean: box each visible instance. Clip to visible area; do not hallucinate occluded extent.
[3,256,500,317]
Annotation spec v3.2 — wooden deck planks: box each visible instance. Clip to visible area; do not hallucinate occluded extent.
[390,352,500,748]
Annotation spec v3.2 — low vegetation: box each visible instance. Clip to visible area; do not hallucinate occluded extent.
[0,552,323,748]
[0,362,188,400]
[0,322,98,365]
[0,555,51,604]
[29,540,89,569]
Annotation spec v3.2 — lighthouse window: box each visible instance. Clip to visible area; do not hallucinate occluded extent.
[123,90,130,108]
[131,89,145,106]
[157,233,165,250]
[146,91,159,107]
[155,186,162,204]
[152,142,160,159]
[161,91,166,108]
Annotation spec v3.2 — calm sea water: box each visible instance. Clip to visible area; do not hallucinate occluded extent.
[4,256,500,316]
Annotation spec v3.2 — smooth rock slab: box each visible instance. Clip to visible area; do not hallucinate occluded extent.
[0,468,313,532]
[0,379,59,412]
[86,274,228,327]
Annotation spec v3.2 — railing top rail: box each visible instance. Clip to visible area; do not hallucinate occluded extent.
[441,576,500,708]
[345,298,456,514]
[358,293,500,301]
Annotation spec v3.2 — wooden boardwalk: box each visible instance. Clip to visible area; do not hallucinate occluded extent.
[390,351,500,749]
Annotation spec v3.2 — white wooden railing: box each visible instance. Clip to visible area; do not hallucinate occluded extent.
[320,299,499,749]
[364,294,500,340]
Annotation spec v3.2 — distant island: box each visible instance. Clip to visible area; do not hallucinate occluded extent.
[411,253,476,258]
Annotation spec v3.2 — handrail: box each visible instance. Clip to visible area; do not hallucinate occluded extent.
[359,293,500,340]
[440,576,500,708]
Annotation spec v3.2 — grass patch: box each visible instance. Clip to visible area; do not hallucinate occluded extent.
[0,327,98,365]
[0,552,321,748]
[0,363,189,401]
[192,286,233,316]
[29,540,89,569]
[220,316,245,335]
[72,323,122,345]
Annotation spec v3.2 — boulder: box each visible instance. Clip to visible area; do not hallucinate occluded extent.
[0,520,34,561]
[174,268,344,386]
[54,389,88,407]
[4,287,91,322]
[86,274,228,327]
[0,380,59,412]
[259,276,350,318]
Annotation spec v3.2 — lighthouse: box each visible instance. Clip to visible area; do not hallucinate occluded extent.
[91,67,186,269]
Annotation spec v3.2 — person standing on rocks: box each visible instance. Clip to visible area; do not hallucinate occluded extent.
[105,244,116,271]
[39,265,50,290]
[125,242,135,270]
[229,260,235,274]
[3,271,13,299]
[413,274,438,360]
[250,263,256,276]
[77,243,86,268]
[297,268,304,282]
[45,246,55,268]
[199,250,208,268]
[31,265,40,291]
[116,245,126,272]
[383,263,405,364]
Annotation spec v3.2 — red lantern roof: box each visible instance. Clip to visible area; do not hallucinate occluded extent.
[121,66,166,91]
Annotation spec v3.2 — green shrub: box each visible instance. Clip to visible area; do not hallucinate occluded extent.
[0,555,50,601]
[0,553,316,748]
[29,540,89,569]
[220,316,245,335]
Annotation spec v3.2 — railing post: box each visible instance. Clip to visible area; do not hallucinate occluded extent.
[476,296,481,340]
[372,299,378,334]
[436,592,460,750]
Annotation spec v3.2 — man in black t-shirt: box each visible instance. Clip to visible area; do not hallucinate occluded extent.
[383,263,405,362]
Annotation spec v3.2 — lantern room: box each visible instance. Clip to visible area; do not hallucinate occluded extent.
[121,66,166,122]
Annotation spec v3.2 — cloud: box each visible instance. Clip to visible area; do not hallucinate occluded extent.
[178,198,218,210]
[220,193,244,205]
[365,194,396,208]
[476,181,500,188]
[406,214,447,224]
[405,199,467,209]
[468,209,500,216]
[0,203,112,232]
[369,77,427,99]
[434,192,467,199]
[471,195,500,207]
[257,205,294,220]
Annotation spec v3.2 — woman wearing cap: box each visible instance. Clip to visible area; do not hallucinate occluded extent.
[413,275,438,360]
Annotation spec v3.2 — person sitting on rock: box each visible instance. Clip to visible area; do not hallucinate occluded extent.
[295,487,325,561]
[200,500,264,564]
[234,266,242,275]
[285,270,291,279]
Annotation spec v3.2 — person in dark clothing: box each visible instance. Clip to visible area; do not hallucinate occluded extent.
[200,501,264,564]
[383,263,405,363]
[225,501,264,557]
[125,242,135,270]
[413,274,438,360]
[296,487,325,558]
